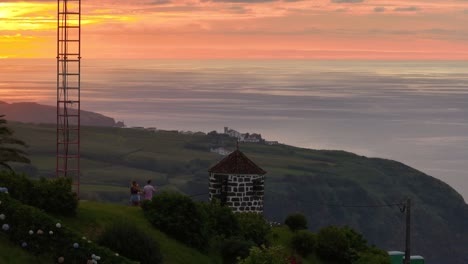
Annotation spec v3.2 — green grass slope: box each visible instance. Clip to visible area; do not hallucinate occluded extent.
[0,201,218,264]
[62,201,218,264]
[9,122,468,264]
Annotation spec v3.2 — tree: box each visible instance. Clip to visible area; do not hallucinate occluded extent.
[284,213,308,232]
[0,115,30,171]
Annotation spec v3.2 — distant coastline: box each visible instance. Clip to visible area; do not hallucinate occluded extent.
[0,101,123,127]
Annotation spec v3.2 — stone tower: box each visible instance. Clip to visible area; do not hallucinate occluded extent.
[208,149,266,213]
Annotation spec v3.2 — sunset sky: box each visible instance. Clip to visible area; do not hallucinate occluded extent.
[1,0,468,59]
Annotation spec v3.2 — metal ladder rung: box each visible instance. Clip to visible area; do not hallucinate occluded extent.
[58,100,80,103]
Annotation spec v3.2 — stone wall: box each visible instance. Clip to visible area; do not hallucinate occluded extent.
[209,173,264,213]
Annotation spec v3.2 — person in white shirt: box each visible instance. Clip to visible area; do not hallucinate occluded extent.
[143,180,156,200]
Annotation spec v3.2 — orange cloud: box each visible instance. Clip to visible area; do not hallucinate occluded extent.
[1,0,468,59]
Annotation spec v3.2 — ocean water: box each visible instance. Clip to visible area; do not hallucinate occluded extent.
[1,59,468,201]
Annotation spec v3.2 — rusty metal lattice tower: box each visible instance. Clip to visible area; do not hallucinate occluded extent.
[57,0,81,196]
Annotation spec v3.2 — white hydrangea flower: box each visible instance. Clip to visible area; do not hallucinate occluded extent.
[92,260,97,264]
[21,242,27,247]
[73,242,79,248]
[56,223,61,228]
[82,236,87,240]
[0,214,5,220]
[87,240,92,243]
[95,256,101,261]
[2,224,9,231]
[115,253,119,256]
[49,231,54,235]
[91,254,96,259]
[28,230,33,235]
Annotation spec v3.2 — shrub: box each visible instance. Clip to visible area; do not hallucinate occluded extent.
[284,213,307,232]
[291,230,316,257]
[198,198,240,238]
[98,220,162,264]
[316,226,350,263]
[316,225,370,264]
[0,193,134,263]
[141,191,209,249]
[219,236,255,264]
[238,245,289,264]
[0,171,78,216]
[0,170,33,203]
[236,212,271,246]
[355,247,391,264]
[31,177,78,216]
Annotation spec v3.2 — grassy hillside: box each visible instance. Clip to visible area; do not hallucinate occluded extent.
[9,122,468,264]
[0,200,330,264]
[62,201,218,264]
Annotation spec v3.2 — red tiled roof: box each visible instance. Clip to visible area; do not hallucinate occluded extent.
[208,149,266,175]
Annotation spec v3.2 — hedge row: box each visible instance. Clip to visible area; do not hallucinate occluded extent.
[0,171,77,216]
[0,193,135,264]
[142,192,271,254]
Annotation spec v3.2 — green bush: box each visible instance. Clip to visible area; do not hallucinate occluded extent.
[141,191,209,250]
[284,213,308,232]
[0,171,77,216]
[316,225,370,264]
[291,230,316,257]
[199,199,240,238]
[98,220,162,264]
[316,226,350,263]
[219,236,254,264]
[236,212,271,246]
[0,170,33,203]
[31,177,78,216]
[0,193,134,263]
[355,247,391,264]
[238,245,289,264]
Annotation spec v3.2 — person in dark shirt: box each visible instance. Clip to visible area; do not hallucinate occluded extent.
[130,181,141,206]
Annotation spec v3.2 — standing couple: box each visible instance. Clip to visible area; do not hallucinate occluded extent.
[130,180,156,206]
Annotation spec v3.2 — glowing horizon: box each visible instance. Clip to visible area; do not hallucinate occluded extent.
[1,0,468,59]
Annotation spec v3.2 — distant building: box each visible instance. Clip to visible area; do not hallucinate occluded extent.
[210,147,231,156]
[239,133,262,143]
[208,149,266,213]
[265,141,279,145]
[224,127,242,138]
[224,127,263,143]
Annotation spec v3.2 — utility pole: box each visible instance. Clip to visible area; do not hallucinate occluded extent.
[404,198,411,264]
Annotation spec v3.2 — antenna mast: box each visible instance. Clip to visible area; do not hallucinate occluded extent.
[57,0,81,196]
